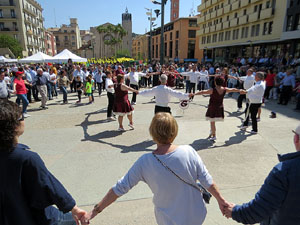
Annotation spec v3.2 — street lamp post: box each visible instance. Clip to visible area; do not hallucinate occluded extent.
[152,0,167,65]
[146,8,156,63]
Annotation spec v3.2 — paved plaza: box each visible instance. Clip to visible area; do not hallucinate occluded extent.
[19,90,298,225]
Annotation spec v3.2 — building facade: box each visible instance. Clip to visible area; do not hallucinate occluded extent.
[122,8,132,56]
[44,30,56,56]
[151,17,203,63]
[48,18,82,54]
[197,0,293,62]
[132,34,148,61]
[0,0,45,56]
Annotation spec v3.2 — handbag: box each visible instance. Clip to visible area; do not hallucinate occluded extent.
[152,152,212,204]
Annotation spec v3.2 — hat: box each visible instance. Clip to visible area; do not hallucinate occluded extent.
[293,124,300,136]
[16,71,24,76]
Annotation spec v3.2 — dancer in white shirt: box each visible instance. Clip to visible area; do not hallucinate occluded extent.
[139,74,192,114]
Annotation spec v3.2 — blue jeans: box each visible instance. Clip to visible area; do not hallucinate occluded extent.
[60,86,68,102]
[16,94,29,114]
[47,83,53,99]
[185,80,190,93]
[45,206,76,225]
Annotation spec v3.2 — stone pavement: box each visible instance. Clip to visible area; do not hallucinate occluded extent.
[18,89,299,225]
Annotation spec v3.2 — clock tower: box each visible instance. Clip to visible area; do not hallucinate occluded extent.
[122,7,132,56]
[170,0,179,22]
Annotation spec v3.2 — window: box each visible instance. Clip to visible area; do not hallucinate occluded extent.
[218,32,224,42]
[189,19,197,27]
[232,29,239,40]
[72,42,75,46]
[0,10,3,18]
[55,36,59,41]
[155,45,158,58]
[225,31,231,40]
[251,25,256,36]
[255,24,260,36]
[187,40,195,59]
[11,9,16,18]
[170,32,173,40]
[64,30,67,33]
[244,9,247,15]
[268,21,273,34]
[202,36,206,44]
[235,13,238,18]
[266,1,271,8]
[286,15,293,31]
[212,34,217,43]
[188,30,196,38]
[72,36,75,40]
[176,30,179,38]
[165,34,167,41]
[207,35,211,43]
[169,41,173,58]
[254,5,258,12]
[290,0,294,7]
[0,22,4,30]
[64,36,68,41]
[263,22,268,35]
[296,14,300,30]
[13,22,17,31]
[175,40,179,57]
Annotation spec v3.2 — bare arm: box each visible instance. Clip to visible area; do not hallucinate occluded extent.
[194,89,213,96]
[226,88,241,93]
[121,84,138,93]
[208,182,229,215]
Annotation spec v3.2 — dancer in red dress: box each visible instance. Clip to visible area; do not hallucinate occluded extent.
[192,76,241,141]
[113,75,139,131]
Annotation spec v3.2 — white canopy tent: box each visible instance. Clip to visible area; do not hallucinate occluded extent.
[50,49,87,63]
[0,56,18,63]
[19,52,54,63]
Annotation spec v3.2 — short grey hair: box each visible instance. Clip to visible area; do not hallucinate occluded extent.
[37,68,43,73]
[256,72,264,80]
[160,74,168,84]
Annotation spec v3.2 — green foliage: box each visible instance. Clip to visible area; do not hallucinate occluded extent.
[0,34,23,57]
[97,23,127,46]
[115,49,130,58]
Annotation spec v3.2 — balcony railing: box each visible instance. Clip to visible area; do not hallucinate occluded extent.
[224,4,231,14]
[197,16,205,24]
[230,18,238,27]
[249,12,259,22]
[239,15,248,25]
[217,8,223,17]
[260,8,273,20]
[232,0,239,10]
[241,0,248,8]
[216,23,223,31]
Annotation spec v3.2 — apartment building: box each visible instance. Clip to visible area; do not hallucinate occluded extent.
[132,34,148,61]
[0,0,45,56]
[44,30,56,56]
[48,18,82,54]
[151,16,203,63]
[197,0,290,62]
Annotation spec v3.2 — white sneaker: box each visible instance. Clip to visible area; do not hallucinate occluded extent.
[251,130,258,134]
[107,117,116,121]
[208,136,216,141]
[131,102,136,105]
[128,124,134,130]
[23,113,31,118]
[237,108,242,112]
[240,126,248,131]
[118,127,125,131]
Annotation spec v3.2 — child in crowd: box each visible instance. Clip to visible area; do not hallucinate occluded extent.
[85,76,93,104]
[76,76,83,103]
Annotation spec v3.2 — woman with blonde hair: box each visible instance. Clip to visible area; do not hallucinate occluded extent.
[81,113,229,225]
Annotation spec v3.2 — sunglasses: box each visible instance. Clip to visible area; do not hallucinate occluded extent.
[18,114,24,121]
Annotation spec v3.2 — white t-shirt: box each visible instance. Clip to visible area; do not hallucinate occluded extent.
[113,145,213,225]
[105,78,114,93]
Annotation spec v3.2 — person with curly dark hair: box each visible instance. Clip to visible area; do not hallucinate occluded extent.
[0,99,87,225]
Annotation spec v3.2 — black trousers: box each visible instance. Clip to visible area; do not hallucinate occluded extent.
[189,83,196,99]
[70,80,76,92]
[107,92,115,118]
[279,86,292,105]
[26,84,32,103]
[130,84,139,103]
[237,94,246,108]
[97,82,102,95]
[264,86,273,99]
[243,103,261,132]
[32,85,39,101]
[155,105,171,114]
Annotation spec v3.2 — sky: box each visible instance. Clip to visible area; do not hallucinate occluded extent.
[38,0,199,34]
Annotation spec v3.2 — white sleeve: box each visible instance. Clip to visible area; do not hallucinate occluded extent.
[138,72,147,77]
[181,72,191,77]
[168,88,190,100]
[112,156,145,196]
[139,87,157,97]
[124,73,130,78]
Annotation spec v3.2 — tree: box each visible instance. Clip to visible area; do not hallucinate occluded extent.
[0,34,23,57]
[97,23,127,55]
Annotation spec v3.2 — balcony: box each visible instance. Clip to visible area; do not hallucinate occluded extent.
[239,15,248,25]
[197,3,205,12]
[23,6,37,16]
[212,0,218,5]
[224,4,231,14]
[197,29,204,35]
[206,0,211,7]
[249,12,259,22]
[0,27,18,32]
[197,16,205,24]
[260,8,273,20]
[251,0,261,3]
[231,18,238,27]
[204,27,210,34]
[223,21,230,29]
[205,13,211,21]
[211,11,216,18]
[217,8,223,17]
[27,30,33,35]
[216,23,223,31]
[0,16,17,21]
[232,0,239,10]
[210,25,216,32]
[241,0,248,8]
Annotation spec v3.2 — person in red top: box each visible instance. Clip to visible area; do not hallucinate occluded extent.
[13,71,31,118]
[264,69,276,100]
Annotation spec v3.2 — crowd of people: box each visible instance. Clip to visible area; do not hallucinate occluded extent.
[0,57,300,224]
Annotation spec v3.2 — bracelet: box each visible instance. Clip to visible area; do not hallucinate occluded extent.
[93,204,102,214]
